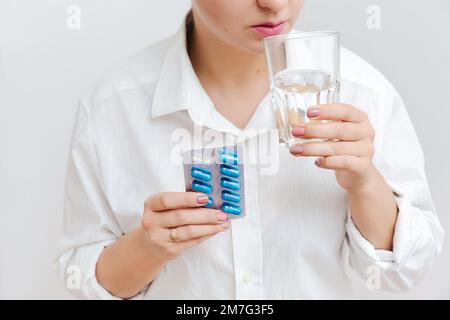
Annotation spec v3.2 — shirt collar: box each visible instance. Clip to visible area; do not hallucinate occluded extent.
[150,13,275,137]
[151,14,216,125]
[150,16,190,119]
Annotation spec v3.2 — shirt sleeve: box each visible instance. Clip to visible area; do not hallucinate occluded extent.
[56,100,147,300]
[345,89,445,292]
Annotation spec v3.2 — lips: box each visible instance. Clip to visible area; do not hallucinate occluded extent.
[251,21,287,38]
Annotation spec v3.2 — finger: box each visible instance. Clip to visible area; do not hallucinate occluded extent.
[143,228,216,252]
[306,104,368,123]
[176,234,216,251]
[292,122,366,141]
[290,140,373,157]
[169,223,230,242]
[145,192,210,212]
[314,155,369,172]
[157,208,228,228]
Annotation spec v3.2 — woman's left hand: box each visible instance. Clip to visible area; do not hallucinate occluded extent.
[289,103,377,192]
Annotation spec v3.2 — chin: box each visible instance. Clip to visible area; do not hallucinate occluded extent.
[253,44,266,56]
[241,39,266,56]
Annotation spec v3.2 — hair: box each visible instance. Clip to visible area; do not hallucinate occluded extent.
[186,8,194,36]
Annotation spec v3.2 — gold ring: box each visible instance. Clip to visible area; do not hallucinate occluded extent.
[169,228,179,242]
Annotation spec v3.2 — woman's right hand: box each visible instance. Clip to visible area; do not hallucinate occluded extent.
[141,191,230,262]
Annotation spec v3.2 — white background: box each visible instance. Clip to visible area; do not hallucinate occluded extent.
[0,0,449,299]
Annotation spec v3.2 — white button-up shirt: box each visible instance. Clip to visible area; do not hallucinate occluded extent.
[57,17,444,299]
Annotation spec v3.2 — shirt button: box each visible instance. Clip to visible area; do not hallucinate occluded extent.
[242,273,253,284]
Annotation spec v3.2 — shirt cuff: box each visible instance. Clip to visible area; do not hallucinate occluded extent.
[59,240,148,300]
[346,179,413,265]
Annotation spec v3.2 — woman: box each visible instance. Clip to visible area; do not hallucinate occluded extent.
[58,0,444,299]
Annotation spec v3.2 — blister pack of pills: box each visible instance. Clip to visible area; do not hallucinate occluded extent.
[182,145,246,219]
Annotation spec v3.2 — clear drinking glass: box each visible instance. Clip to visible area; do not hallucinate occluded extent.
[263,31,340,147]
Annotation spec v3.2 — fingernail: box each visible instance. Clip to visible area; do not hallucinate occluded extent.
[217,212,228,222]
[292,126,305,136]
[197,195,209,204]
[221,222,231,229]
[315,158,322,166]
[290,145,303,154]
[308,108,320,118]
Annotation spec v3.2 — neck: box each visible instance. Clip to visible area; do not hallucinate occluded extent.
[187,16,268,91]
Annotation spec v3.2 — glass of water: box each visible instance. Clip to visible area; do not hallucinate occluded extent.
[263,31,340,147]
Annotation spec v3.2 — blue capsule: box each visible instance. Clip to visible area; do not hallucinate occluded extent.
[192,179,212,194]
[219,164,240,178]
[221,202,241,215]
[219,149,239,165]
[221,190,240,203]
[205,195,214,208]
[191,166,211,181]
[220,177,240,190]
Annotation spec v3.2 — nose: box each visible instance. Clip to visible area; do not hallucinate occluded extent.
[257,0,289,13]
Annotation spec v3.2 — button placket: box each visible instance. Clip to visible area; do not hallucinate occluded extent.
[229,142,264,299]
[242,273,253,284]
